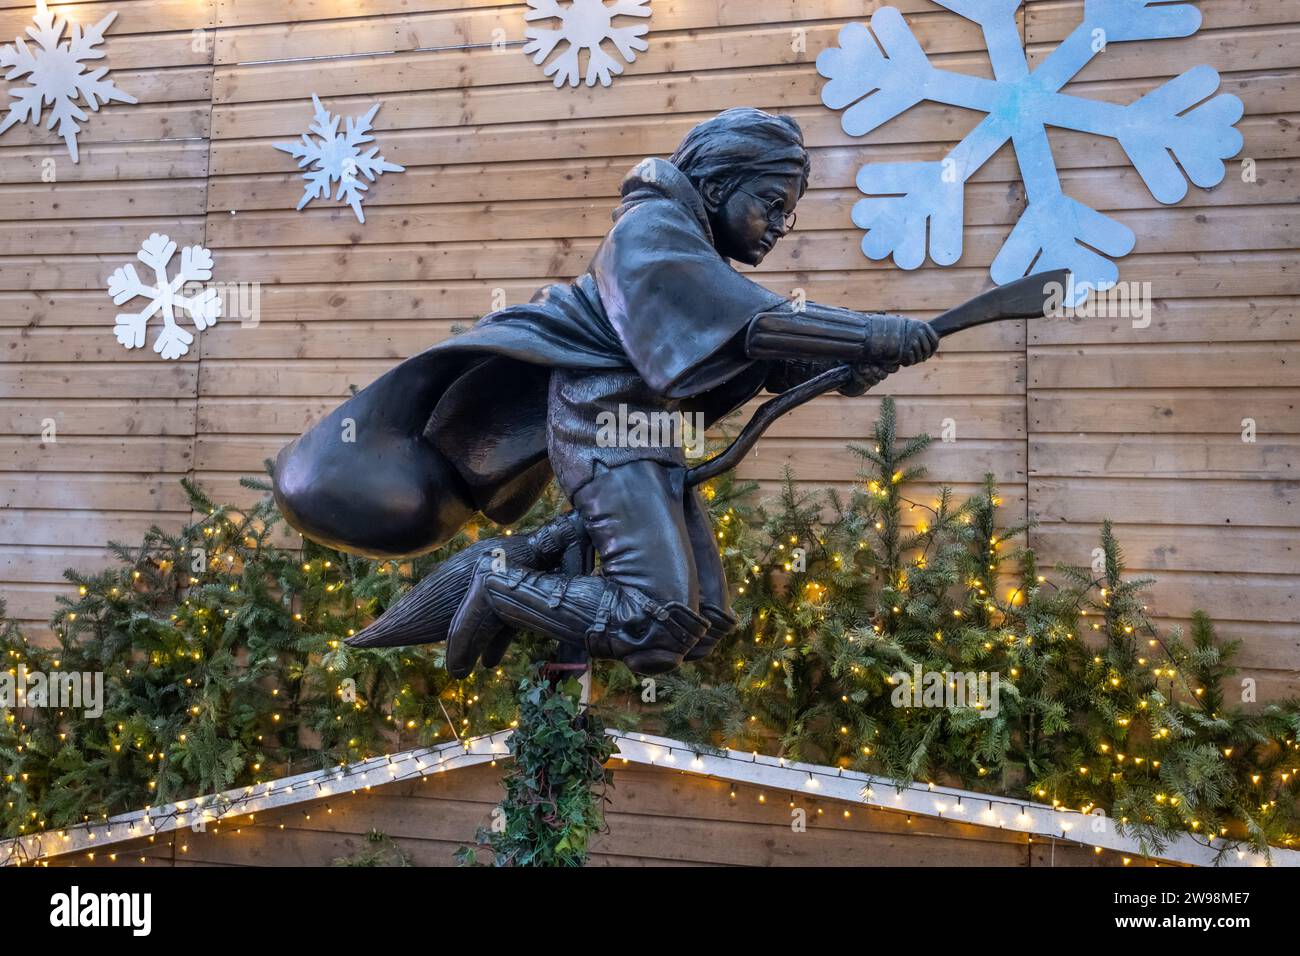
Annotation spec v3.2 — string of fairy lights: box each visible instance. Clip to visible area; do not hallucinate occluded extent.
[3,729,1283,868]
[1,508,528,861]
[1,732,514,867]
[4,455,1295,866]
[708,470,1300,846]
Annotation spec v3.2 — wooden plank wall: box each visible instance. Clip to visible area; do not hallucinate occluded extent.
[0,1,1296,694]
[0,0,215,636]
[1022,0,1300,699]
[46,760,1160,866]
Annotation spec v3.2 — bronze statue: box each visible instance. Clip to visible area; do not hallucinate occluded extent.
[273,108,1062,678]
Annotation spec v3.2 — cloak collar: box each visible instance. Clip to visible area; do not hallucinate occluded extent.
[613,157,715,245]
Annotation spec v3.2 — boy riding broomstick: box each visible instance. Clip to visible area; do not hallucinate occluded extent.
[272,109,1064,678]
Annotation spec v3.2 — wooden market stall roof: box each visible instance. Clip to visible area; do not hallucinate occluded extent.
[3,730,1295,868]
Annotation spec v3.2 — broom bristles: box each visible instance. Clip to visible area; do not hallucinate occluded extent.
[346,536,537,648]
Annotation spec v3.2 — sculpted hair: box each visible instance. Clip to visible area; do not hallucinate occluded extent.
[668,107,812,203]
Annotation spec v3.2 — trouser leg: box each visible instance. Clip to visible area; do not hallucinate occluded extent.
[681,487,738,661]
[572,460,698,607]
[446,460,710,676]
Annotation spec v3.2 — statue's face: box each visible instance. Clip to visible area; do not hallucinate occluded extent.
[709,173,801,266]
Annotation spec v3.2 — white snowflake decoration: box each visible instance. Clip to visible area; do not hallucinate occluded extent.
[108,234,222,361]
[274,94,405,224]
[523,0,651,88]
[818,0,1244,304]
[0,0,137,163]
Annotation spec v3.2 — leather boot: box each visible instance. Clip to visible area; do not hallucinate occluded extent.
[474,512,586,669]
[448,555,708,677]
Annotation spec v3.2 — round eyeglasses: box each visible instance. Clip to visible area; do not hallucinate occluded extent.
[736,187,797,232]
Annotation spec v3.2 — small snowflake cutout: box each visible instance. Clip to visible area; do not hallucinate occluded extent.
[524,0,651,88]
[818,0,1244,304]
[0,0,137,163]
[274,94,405,224]
[108,234,222,361]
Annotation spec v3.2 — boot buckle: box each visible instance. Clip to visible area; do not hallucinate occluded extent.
[546,577,569,609]
[585,589,616,636]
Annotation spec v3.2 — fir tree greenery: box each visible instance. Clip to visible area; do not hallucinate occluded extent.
[0,475,541,843]
[611,399,1300,859]
[2,400,1297,862]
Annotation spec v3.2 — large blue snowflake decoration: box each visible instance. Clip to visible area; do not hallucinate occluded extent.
[817,0,1243,304]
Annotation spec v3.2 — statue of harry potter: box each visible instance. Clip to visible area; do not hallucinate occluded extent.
[272,108,950,678]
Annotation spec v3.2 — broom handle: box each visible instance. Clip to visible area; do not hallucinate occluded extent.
[684,269,1068,487]
[685,364,851,485]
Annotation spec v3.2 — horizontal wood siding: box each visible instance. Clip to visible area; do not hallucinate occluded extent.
[0,0,1295,697]
[0,0,215,636]
[44,760,1161,867]
[1023,0,1300,697]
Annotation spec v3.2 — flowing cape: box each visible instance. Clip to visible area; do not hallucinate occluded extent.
[273,159,785,558]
